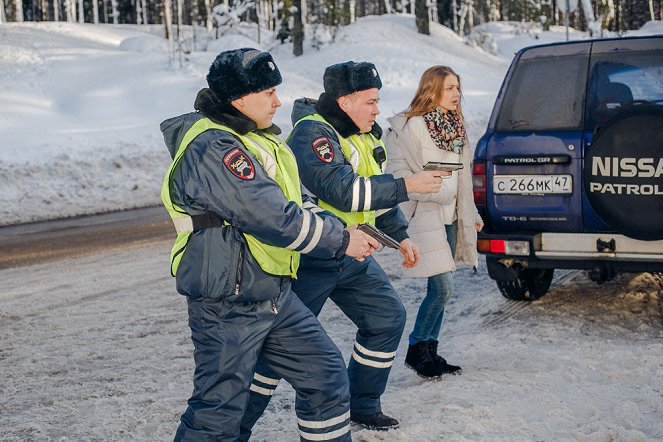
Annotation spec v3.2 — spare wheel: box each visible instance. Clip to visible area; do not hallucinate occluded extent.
[583,106,663,241]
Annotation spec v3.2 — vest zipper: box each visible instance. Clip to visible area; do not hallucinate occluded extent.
[234,244,244,296]
[271,299,278,315]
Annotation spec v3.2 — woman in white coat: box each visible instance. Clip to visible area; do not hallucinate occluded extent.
[385,66,483,379]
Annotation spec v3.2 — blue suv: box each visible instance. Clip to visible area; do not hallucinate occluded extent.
[473,36,663,301]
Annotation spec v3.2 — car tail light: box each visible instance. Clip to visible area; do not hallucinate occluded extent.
[472,161,486,206]
[477,239,530,256]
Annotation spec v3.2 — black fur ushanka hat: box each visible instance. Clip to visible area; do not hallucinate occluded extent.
[323,61,382,99]
[207,48,282,102]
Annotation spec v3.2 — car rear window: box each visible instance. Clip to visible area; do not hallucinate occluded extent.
[496,54,589,132]
[585,49,663,129]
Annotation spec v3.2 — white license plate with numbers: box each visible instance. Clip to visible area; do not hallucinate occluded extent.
[493,175,573,194]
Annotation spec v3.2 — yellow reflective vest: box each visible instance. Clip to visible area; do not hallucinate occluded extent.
[161,117,302,278]
[293,113,384,226]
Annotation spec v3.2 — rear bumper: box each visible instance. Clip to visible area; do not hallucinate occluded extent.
[478,231,663,272]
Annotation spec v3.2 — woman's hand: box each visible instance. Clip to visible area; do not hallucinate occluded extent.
[399,238,420,268]
[475,220,484,232]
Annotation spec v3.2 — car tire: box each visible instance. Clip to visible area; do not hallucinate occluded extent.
[496,268,554,301]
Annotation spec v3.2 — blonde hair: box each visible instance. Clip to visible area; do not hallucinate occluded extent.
[403,66,464,121]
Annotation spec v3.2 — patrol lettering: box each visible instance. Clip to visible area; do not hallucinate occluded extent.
[589,182,663,195]
[223,148,255,180]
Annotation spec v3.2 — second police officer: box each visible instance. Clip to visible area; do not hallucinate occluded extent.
[241,61,447,436]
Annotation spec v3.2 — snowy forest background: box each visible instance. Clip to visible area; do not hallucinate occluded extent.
[1,0,661,58]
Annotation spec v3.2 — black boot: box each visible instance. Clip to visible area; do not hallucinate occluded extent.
[427,339,462,375]
[404,341,443,379]
[350,411,399,431]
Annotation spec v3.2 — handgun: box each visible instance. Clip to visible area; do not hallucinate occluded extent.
[423,161,463,172]
[357,223,400,250]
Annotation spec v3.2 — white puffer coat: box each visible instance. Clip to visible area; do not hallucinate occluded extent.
[385,113,482,277]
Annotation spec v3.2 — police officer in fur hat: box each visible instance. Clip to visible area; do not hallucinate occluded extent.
[240,61,447,435]
[161,49,378,441]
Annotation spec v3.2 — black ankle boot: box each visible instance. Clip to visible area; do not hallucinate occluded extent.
[427,340,462,375]
[404,341,443,379]
[350,411,399,431]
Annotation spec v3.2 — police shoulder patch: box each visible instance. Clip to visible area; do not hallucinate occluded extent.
[223,148,255,180]
[312,136,334,163]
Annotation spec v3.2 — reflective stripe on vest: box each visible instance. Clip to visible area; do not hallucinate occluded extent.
[293,113,384,226]
[161,117,302,278]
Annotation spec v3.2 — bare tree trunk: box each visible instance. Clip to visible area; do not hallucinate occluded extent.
[383,0,391,14]
[0,0,6,22]
[648,0,655,20]
[176,0,183,64]
[467,0,473,30]
[78,0,83,22]
[163,0,173,39]
[272,0,278,29]
[14,0,24,21]
[293,0,303,56]
[204,0,212,30]
[69,0,76,22]
[136,0,142,23]
[415,0,429,34]
[256,0,262,43]
[451,0,457,32]
[54,0,60,20]
[111,0,117,23]
[92,0,99,23]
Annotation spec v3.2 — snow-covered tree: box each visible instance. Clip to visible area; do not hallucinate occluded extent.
[211,0,254,35]
[580,0,600,35]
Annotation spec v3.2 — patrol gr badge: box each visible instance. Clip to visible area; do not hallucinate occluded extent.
[312,136,334,163]
[223,148,255,180]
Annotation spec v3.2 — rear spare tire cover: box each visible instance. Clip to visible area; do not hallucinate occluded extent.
[584,107,663,241]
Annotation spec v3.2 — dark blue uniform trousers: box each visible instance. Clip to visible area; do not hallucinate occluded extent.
[240,255,406,440]
[175,285,352,442]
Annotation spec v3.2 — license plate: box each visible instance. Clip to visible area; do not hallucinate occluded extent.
[493,175,573,194]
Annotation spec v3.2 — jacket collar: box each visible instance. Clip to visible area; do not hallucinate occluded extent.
[314,92,360,139]
[194,88,281,136]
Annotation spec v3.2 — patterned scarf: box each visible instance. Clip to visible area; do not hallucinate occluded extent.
[422,107,466,154]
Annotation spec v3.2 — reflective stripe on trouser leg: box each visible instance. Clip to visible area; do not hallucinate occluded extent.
[331,255,406,415]
[175,297,276,442]
[241,258,343,441]
[239,363,282,441]
[257,289,351,442]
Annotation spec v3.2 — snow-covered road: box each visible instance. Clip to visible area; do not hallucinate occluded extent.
[1,240,661,441]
